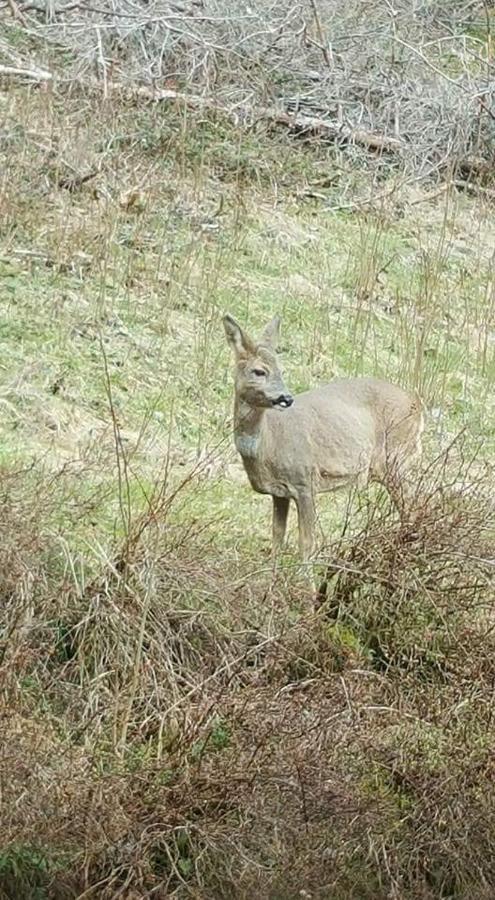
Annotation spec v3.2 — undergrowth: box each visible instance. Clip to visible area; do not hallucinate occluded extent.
[0,447,494,899]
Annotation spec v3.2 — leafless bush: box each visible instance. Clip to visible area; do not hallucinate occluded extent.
[3,0,495,178]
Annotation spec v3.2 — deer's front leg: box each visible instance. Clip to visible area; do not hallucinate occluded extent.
[272,496,290,557]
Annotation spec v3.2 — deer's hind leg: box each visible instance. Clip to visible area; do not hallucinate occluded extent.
[371,453,416,516]
[295,492,317,591]
[295,493,315,561]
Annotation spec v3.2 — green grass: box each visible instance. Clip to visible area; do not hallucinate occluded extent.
[1,122,494,553]
[0,845,65,900]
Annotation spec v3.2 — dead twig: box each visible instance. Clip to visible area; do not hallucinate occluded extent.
[57,168,99,192]
[6,0,27,25]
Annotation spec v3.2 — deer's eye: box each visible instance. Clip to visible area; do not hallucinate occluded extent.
[252,368,267,377]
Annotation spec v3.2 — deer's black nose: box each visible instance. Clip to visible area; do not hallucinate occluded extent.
[273,394,294,409]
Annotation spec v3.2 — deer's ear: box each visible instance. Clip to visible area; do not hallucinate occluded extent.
[259,315,281,350]
[223,314,255,358]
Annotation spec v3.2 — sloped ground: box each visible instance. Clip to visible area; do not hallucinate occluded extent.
[0,81,495,899]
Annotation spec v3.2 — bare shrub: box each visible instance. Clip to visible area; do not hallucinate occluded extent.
[3,1,495,178]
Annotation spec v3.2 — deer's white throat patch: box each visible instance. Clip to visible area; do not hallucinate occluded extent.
[235,433,260,459]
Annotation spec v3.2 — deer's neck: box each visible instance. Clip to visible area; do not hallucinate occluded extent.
[233,401,267,460]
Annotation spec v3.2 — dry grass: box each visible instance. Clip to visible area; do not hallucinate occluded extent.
[0,445,494,898]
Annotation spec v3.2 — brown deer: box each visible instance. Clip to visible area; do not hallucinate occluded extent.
[223,313,424,568]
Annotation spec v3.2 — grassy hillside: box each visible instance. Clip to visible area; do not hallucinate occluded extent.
[1,79,495,899]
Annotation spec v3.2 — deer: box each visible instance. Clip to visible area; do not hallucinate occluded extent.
[223,313,424,577]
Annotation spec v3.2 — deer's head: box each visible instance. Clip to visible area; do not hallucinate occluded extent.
[223,314,293,410]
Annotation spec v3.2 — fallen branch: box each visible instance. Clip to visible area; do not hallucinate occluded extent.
[132,86,227,112]
[125,86,403,156]
[263,110,403,154]
[0,64,53,81]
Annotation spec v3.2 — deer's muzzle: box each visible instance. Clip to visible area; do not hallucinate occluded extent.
[272,394,294,409]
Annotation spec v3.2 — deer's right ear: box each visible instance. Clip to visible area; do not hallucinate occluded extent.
[223,314,254,357]
[260,315,281,350]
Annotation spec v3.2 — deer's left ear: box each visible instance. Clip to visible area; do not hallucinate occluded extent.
[223,314,256,358]
[259,315,281,350]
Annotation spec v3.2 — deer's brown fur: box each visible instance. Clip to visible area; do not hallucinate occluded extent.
[223,313,424,565]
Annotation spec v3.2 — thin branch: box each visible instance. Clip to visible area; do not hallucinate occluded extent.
[308,0,334,71]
